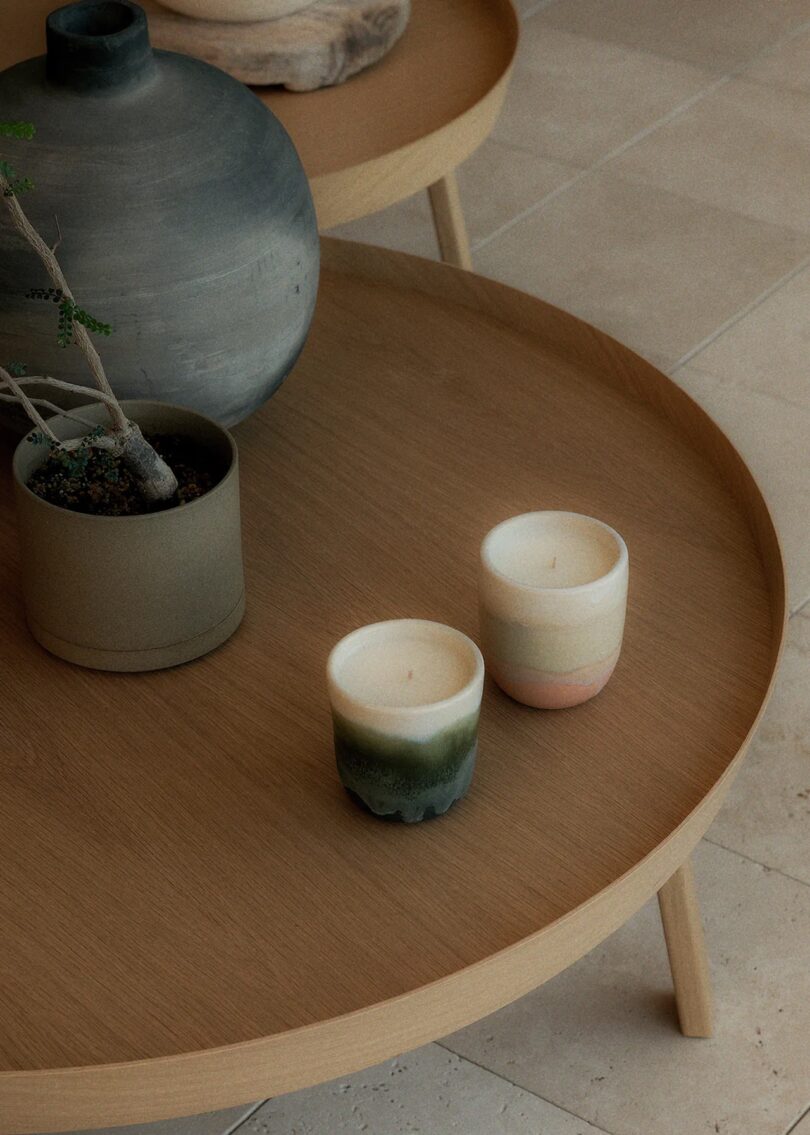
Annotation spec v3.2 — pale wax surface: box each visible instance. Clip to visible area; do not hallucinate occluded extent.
[336,636,476,708]
[328,620,485,741]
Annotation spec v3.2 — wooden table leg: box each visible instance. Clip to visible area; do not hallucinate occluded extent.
[657,857,714,1037]
[428,171,473,270]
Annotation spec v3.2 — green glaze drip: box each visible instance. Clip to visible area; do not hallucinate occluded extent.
[332,709,480,823]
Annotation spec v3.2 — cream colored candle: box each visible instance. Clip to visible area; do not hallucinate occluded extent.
[479,512,628,709]
[327,620,485,822]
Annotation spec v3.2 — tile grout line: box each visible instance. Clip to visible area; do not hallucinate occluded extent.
[667,252,810,374]
[473,12,810,256]
[519,0,562,19]
[784,1102,810,1135]
[470,167,589,252]
[434,1040,619,1135]
[703,836,810,891]
[220,1098,268,1135]
[738,15,810,74]
[792,595,810,617]
[472,72,734,253]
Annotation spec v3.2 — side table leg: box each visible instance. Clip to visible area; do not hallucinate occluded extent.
[657,858,714,1037]
[428,172,473,270]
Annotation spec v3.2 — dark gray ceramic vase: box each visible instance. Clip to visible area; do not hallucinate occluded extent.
[0,0,319,425]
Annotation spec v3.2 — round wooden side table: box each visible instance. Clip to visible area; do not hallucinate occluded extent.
[0,240,786,1133]
[256,0,518,267]
[0,0,519,270]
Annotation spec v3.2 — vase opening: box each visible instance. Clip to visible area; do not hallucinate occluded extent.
[50,2,137,38]
[46,1,154,91]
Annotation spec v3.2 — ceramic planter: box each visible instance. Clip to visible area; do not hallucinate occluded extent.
[13,400,245,671]
[0,0,319,426]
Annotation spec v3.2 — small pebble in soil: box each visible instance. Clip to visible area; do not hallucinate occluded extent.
[26,433,221,516]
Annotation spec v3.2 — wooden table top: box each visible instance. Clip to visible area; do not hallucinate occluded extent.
[0,240,786,1133]
[259,0,515,171]
[0,0,519,228]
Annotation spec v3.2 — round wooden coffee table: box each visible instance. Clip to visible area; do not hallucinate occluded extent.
[0,241,786,1133]
[0,0,519,270]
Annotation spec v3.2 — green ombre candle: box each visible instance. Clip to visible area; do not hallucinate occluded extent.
[480,512,628,709]
[327,620,485,823]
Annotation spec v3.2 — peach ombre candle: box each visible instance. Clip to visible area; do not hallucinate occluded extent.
[479,512,628,709]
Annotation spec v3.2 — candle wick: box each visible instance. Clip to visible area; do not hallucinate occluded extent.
[551,556,557,569]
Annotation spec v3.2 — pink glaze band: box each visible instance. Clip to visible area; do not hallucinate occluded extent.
[489,650,621,709]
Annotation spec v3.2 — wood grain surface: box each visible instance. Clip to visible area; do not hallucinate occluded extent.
[0,0,518,229]
[0,240,786,1131]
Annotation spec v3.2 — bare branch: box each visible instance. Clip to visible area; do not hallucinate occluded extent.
[61,433,117,453]
[0,175,179,501]
[0,364,60,443]
[0,391,101,430]
[1,374,178,498]
[0,170,128,432]
[0,373,120,407]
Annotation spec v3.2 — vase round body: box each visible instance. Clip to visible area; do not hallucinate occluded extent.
[13,400,245,671]
[158,0,315,21]
[0,0,319,426]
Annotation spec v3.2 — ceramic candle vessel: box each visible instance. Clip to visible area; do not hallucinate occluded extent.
[327,620,485,823]
[479,512,628,709]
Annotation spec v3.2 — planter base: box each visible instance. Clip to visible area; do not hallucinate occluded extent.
[28,593,245,673]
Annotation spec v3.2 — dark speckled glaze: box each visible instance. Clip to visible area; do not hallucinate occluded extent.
[0,1,319,426]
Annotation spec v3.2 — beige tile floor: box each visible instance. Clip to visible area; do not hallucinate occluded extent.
[43,3,810,1134]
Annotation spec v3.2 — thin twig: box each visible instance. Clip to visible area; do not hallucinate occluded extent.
[0,374,120,407]
[50,212,62,255]
[0,365,60,443]
[0,391,100,430]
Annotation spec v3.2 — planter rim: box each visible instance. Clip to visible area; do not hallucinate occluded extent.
[12,399,238,524]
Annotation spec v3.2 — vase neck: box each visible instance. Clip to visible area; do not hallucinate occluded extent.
[46,1,155,92]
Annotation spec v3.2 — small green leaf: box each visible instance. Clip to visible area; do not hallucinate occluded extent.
[0,158,34,196]
[2,176,34,197]
[0,121,35,140]
[6,361,27,377]
[26,287,62,303]
[54,442,91,477]
[57,299,75,348]
[71,305,113,337]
